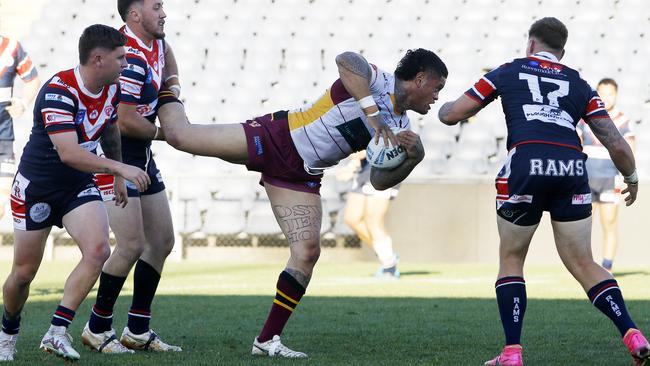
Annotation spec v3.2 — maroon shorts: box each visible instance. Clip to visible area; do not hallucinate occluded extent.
[242,111,322,195]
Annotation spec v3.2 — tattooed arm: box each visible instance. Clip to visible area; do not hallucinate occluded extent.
[100,123,123,163]
[586,116,637,205]
[585,117,635,176]
[100,123,129,207]
[335,52,396,146]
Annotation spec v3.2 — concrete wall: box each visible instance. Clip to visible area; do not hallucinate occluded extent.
[387,181,648,266]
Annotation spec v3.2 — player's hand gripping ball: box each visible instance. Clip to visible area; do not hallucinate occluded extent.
[366,128,407,170]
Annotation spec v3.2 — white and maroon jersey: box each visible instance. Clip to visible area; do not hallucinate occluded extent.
[19,66,118,184]
[0,36,38,140]
[288,64,410,174]
[118,25,165,157]
[577,108,634,160]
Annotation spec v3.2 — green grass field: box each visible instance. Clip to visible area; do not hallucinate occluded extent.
[0,260,648,365]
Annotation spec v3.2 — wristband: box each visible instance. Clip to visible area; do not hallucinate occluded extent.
[365,110,380,117]
[153,126,160,140]
[357,95,376,109]
[624,170,638,185]
[169,84,181,96]
[164,74,179,83]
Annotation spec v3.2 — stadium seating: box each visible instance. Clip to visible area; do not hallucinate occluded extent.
[4,0,649,250]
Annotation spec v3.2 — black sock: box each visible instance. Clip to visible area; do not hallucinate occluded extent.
[51,305,75,328]
[89,271,127,333]
[2,310,20,335]
[128,260,161,334]
[495,276,527,345]
[588,279,637,337]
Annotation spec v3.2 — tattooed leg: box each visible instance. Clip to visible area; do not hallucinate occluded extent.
[264,183,323,287]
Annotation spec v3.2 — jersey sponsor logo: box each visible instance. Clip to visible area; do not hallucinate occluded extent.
[44,93,75,107]
[104,106,114,117]
[75,109,86,124]
[253,135,263,155]
[529,158,584,176]
[44,111,73,124]
[135,105,152,115]
[572,193,592,205]
[89,110,99,119]
[29,202,51,223]
[77,186,100,198]
[145,68,153,83]
[522,104,574,130]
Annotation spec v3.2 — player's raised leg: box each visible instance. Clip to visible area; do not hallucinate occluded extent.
[157,101,249,163]
[119,190,181,352]
[552,218,650,365]
[251,183,321,359]
[1,228,50,361]
[40,201,112,361]
[485,216,537,366]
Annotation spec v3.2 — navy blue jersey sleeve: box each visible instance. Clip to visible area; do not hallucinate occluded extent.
[464,65,503,106]
[119,55,148,105]
[582,87,609,121]
[40,85,78,134]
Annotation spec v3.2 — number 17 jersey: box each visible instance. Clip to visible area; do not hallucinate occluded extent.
[465,52,609,151]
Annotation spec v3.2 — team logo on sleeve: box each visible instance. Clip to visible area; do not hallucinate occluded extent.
[29,202,51,223]
[75,109,86,124]
[104,106,114,117]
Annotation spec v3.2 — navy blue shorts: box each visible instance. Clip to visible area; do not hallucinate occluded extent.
[10,171,102,230]
[122,153,166,197]
[495,144,592,226]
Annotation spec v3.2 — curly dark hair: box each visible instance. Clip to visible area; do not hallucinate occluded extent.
[394,48,448,81]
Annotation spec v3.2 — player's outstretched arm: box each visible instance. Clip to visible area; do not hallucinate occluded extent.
[117,103,164,141]
[369,130,424,190]
[336,51,396,146]
[50,131,151,192]
[163,41,181,98]
[586,116,638,205]
[438,94,483,125]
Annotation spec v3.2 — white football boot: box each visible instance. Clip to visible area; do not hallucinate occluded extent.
[0,331,17,361]
[252,335,307,358]
[81,323,134,354]
[120,327,182,352]
[39,325,80,360]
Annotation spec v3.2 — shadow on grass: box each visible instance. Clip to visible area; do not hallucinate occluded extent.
[399,271,439,277]
[4,295,649,366]
[612,270,650,278]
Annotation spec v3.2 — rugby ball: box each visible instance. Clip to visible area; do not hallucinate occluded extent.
[366,128,407,170]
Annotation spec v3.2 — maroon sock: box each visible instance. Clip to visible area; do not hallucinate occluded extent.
[257,271,306,342]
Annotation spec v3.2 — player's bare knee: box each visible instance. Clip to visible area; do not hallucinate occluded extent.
[295,244,321,266]
[81,239,111,266]
[343,214,361,230]
[9,265,39,288]
[114,243,145,262]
